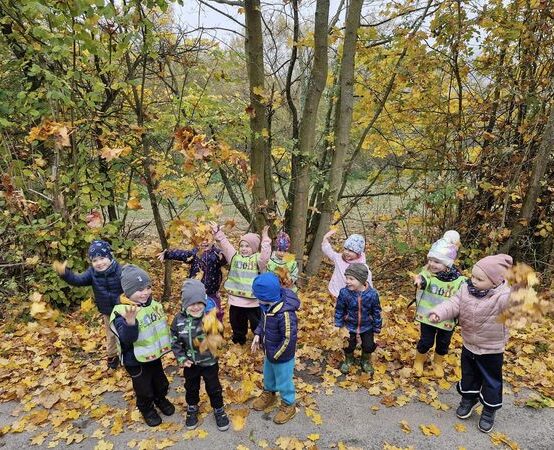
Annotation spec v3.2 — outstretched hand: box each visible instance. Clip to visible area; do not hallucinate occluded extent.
[261,225,269,238]
[52,260,67,276]
[209,221,220,234]
[156,250,166,262]
[122,306,139,325]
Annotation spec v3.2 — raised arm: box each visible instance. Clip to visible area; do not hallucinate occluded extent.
[211,222,236,263]
[322,229,340,262]
[61,265,93,287]
[258,226,271,272]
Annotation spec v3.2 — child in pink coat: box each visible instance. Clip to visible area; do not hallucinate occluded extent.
[429,254,513,434]
[321,229,372,298]
[210,222,271,345]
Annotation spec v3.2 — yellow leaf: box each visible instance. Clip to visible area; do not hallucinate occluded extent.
[307,434,320,442]
[94,440,114,450]
[454,423,467,432]
[400,420,411,433]
[127,196,143,210]
[31,432,48,446]
[419,423,441,436]
[257,440,269,448]
[490,432,520,449]
[156,438,176,449]
[110,416,123,435]
[236,446,249,450]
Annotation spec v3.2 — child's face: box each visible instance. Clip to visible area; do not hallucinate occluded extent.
[275,250,286,258]
[129,286,152,304]
[471,266,495,290]
[199,238,213,251]
[239,241,254,257]
[427,258,448,274]
[345,275,365,291]
[91,256,111,272]
[186,302,205,317]
[342,249,358,262]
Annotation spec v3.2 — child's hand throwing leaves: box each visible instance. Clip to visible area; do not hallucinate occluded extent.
[209,221,220,234]
[52,260,67,275]
[261,225,269,239]
[251,335,260,353]
[122,305,139,326]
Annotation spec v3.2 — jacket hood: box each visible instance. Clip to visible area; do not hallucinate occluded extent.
[269,288,300,313]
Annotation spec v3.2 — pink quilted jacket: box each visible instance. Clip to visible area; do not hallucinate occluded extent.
[431,282,511,355]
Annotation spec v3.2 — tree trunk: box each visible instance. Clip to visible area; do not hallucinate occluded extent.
[305,0,363,276]
[244,0,272,231]
[288,0,330,272]
[500,104,554,254]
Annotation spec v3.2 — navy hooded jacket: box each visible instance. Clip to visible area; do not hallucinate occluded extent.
[61,260,123,314]
[255,288,299,363]
[335,286,382,334]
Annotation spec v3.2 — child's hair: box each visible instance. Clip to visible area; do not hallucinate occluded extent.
[275,231,291,252]
[343,234,365,255]
[427,230,460,267]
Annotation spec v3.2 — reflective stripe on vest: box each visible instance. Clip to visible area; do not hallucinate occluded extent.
[110,300,171,362]
[224,253,259,298]
[415,273,465,331]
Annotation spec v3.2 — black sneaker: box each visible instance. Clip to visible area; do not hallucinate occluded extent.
[186,405,199,429]
[107,356,120,370]
[478,408,496,433]
[155,397,175,416]
[456,398,478,419]
[214,408,230,431]
[141,408,162,427]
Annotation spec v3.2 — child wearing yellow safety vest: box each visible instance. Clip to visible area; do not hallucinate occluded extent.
[413,230,465,378]
[110,265,174,427]
[210,222,271,345]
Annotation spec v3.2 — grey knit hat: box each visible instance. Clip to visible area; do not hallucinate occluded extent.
[344,263,369,286]
[181,279,207,311]
[121,265,151,298]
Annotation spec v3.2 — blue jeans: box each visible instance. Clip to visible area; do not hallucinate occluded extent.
[263,357,295,405]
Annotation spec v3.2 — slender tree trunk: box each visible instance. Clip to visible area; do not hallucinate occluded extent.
[288,0,330,272]
[244,0,272,231]
[500,104,554,254]
[305,0,363,276]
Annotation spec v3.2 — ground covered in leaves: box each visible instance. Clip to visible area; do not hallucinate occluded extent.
[0,248,553,450]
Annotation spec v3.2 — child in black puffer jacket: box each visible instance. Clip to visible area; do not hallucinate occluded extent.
[53,240,123,369]
[171,279,230,432]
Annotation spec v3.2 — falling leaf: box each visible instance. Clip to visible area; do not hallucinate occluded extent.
[127,196,143,210]
[86,210,103,228]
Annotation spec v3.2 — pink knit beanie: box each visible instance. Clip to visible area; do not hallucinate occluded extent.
[475,254,513,286]
[240,233,261,252]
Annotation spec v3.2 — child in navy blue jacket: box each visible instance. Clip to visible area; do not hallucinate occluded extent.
[158,239,226,321]
[251,273,299,425]
[53,240,123,369]
[335,263,382,374]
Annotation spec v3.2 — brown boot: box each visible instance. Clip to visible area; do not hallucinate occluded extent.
[252,391,277,411]
[273,402,296,424]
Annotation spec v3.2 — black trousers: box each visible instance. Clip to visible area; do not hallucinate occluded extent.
[345,330,376,354]
[457,346,503,410]
[417,322,453,355]
[125,359,169,413]
[229,305,261,344]
[183,362,224,409]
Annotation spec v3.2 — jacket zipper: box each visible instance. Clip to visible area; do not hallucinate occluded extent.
[357,294,362,334]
